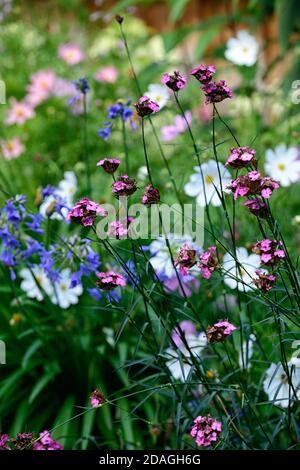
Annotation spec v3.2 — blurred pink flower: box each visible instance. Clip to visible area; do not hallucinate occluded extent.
[58,43,84,65]
[26,70,57,107]
[5,99,35,126]
[161,111,191,142]
[1,137,25,160]
[94,65,118,83]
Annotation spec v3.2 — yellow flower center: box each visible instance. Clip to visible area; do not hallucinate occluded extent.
[205,175,214,184]
[242,47,249,53]
[60,283,67,291]
[278,164,285,171]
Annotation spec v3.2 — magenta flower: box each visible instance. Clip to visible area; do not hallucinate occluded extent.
[206,320,236,344]
[112,175,137,197]
[96,271,126,291]
[244,198,268,218]
[172,320,197,347]
[67,198,107,226]
[134,96,160,117]
[198,246,218,279]
[252,239,285,266]
[175,243,197,275]
[142,184,160,206]
[161,70,187,91]
[253,270,277,292]
[108,220,130,239]
[97,158,121,174]
[202,80,233,104]
[226,146,257,169]
[0,434,10,450]
[33,431,63,450]
[190,415,222,447]
[227,171,279,200]
[190,64,216,84]
[90,389,106,408]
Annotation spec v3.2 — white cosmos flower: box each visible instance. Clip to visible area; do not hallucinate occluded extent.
[20,266,53,301]
[57,171,77,204]
[137,165,148,181]
[265,144,300,187]
[225,30,259,66]
[50,268,83,309]
[145,84,169,109]
[223,247,261,292]
[39,171,77,220]
[184,160,232,207]
[165,332,207,381]
[238,334,256,369]
[149,234,199,279]
[263,358,300,408]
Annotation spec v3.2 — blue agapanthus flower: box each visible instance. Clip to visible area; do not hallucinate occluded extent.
[98,100,135,141]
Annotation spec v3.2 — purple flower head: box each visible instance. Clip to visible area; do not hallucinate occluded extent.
[26,213,44,235]
[142,184,160,206]
[190,415,222,447]
[134,96,160,117]
[0,434,10,450]
[67,198,107,226]
[175,243,197,276]
[112,175,137,197]
[226,146,257,169]
[206,320,236,344]
[244,198,268,218]
[33,431,63,451]
[108,102,133,121]
[161,70,187,92]
[198,246,218,279]
[108,220,129,239]
[227,171,279,200]
[172,320,197,347]
[97,158,121,174]
[253,270,277,292]
[74,77,90,95]
[90,389,106,408]
[252,239,285,266]
[96,271,126,291]
[202,80,233,104]
[190,64,216,84]
[98,124,112,141]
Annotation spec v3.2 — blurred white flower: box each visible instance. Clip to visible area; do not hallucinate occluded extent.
[57,171,77,204]
[225,30,259,66]
[238,334,256,369]
[184,160,231,207]
[137,166,148,181]
[165,332,207,381]
[20,266,53,301]
[39,171,77,220]
[145,84,169,109]
[263,358,300,408]
[50,268,83,309]
[223,247,260,292]
[265,144,300,187]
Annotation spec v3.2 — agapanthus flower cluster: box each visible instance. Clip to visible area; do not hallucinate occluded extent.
[161,70,186,91]
[98,100,135,141]
[190,415,222,447]
[175,243,197,275]
[134,96,160,117]
[112,175,137,197]
[33,431,63,450]
[90,389,106,408]
[198,246,218,279]
[142,184,160,206]
[226,146,257,169]
[97,158,121,174]
[190,64,216,84]
[67,198,107,226]
[96,271,126,291]
[206,320,236,344]
[244,198,268,218]
[253,270,277,292]
[252,239,285,266]
[227,171,279,200]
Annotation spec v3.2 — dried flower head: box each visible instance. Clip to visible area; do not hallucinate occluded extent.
[252,239,285,266]
[97,158,121,174]
[227,171,279,200]
[161,70,187,91]
[202,80,233,104]
[190,415,222,447]
[142,184,160,206]
[112,175,137,197]
[134,96,160,117]
[198,246,218,279]
[175,243,197,275]
[190,64,216,83]
[90,389,106,408]
[67,198,107,226]
[226,146,257,169]
[244,198,268,218]
[206,320,236,344]
[96,271,126,291]
[253,270,277,292]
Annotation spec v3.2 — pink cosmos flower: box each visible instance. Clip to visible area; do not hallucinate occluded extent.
[67,198,107,226]
[96,271,126,290]
[142,184,160,206]
[58,43,84,65]
[94,65,118,83]
[253,270,277,292]
[134,96,160,117]
[33,431,63,450]
[5,99,35,126]
[90,389,106,408]
[112,175,137,197]
[172,320,197,347]
[97,158,121,174]
[161,112,192,142]
[226,146,257,169]
[227,171,279,200]
[202,80,233,104]
[198,246,218,279]
[175,243,197,275]
[252,239,285,266]
[206,320,236,343]
[161,70,187,92]
[26,70,56,107]
[1,137,24,160]
[190,64,216,84]
[190,415,222,447]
